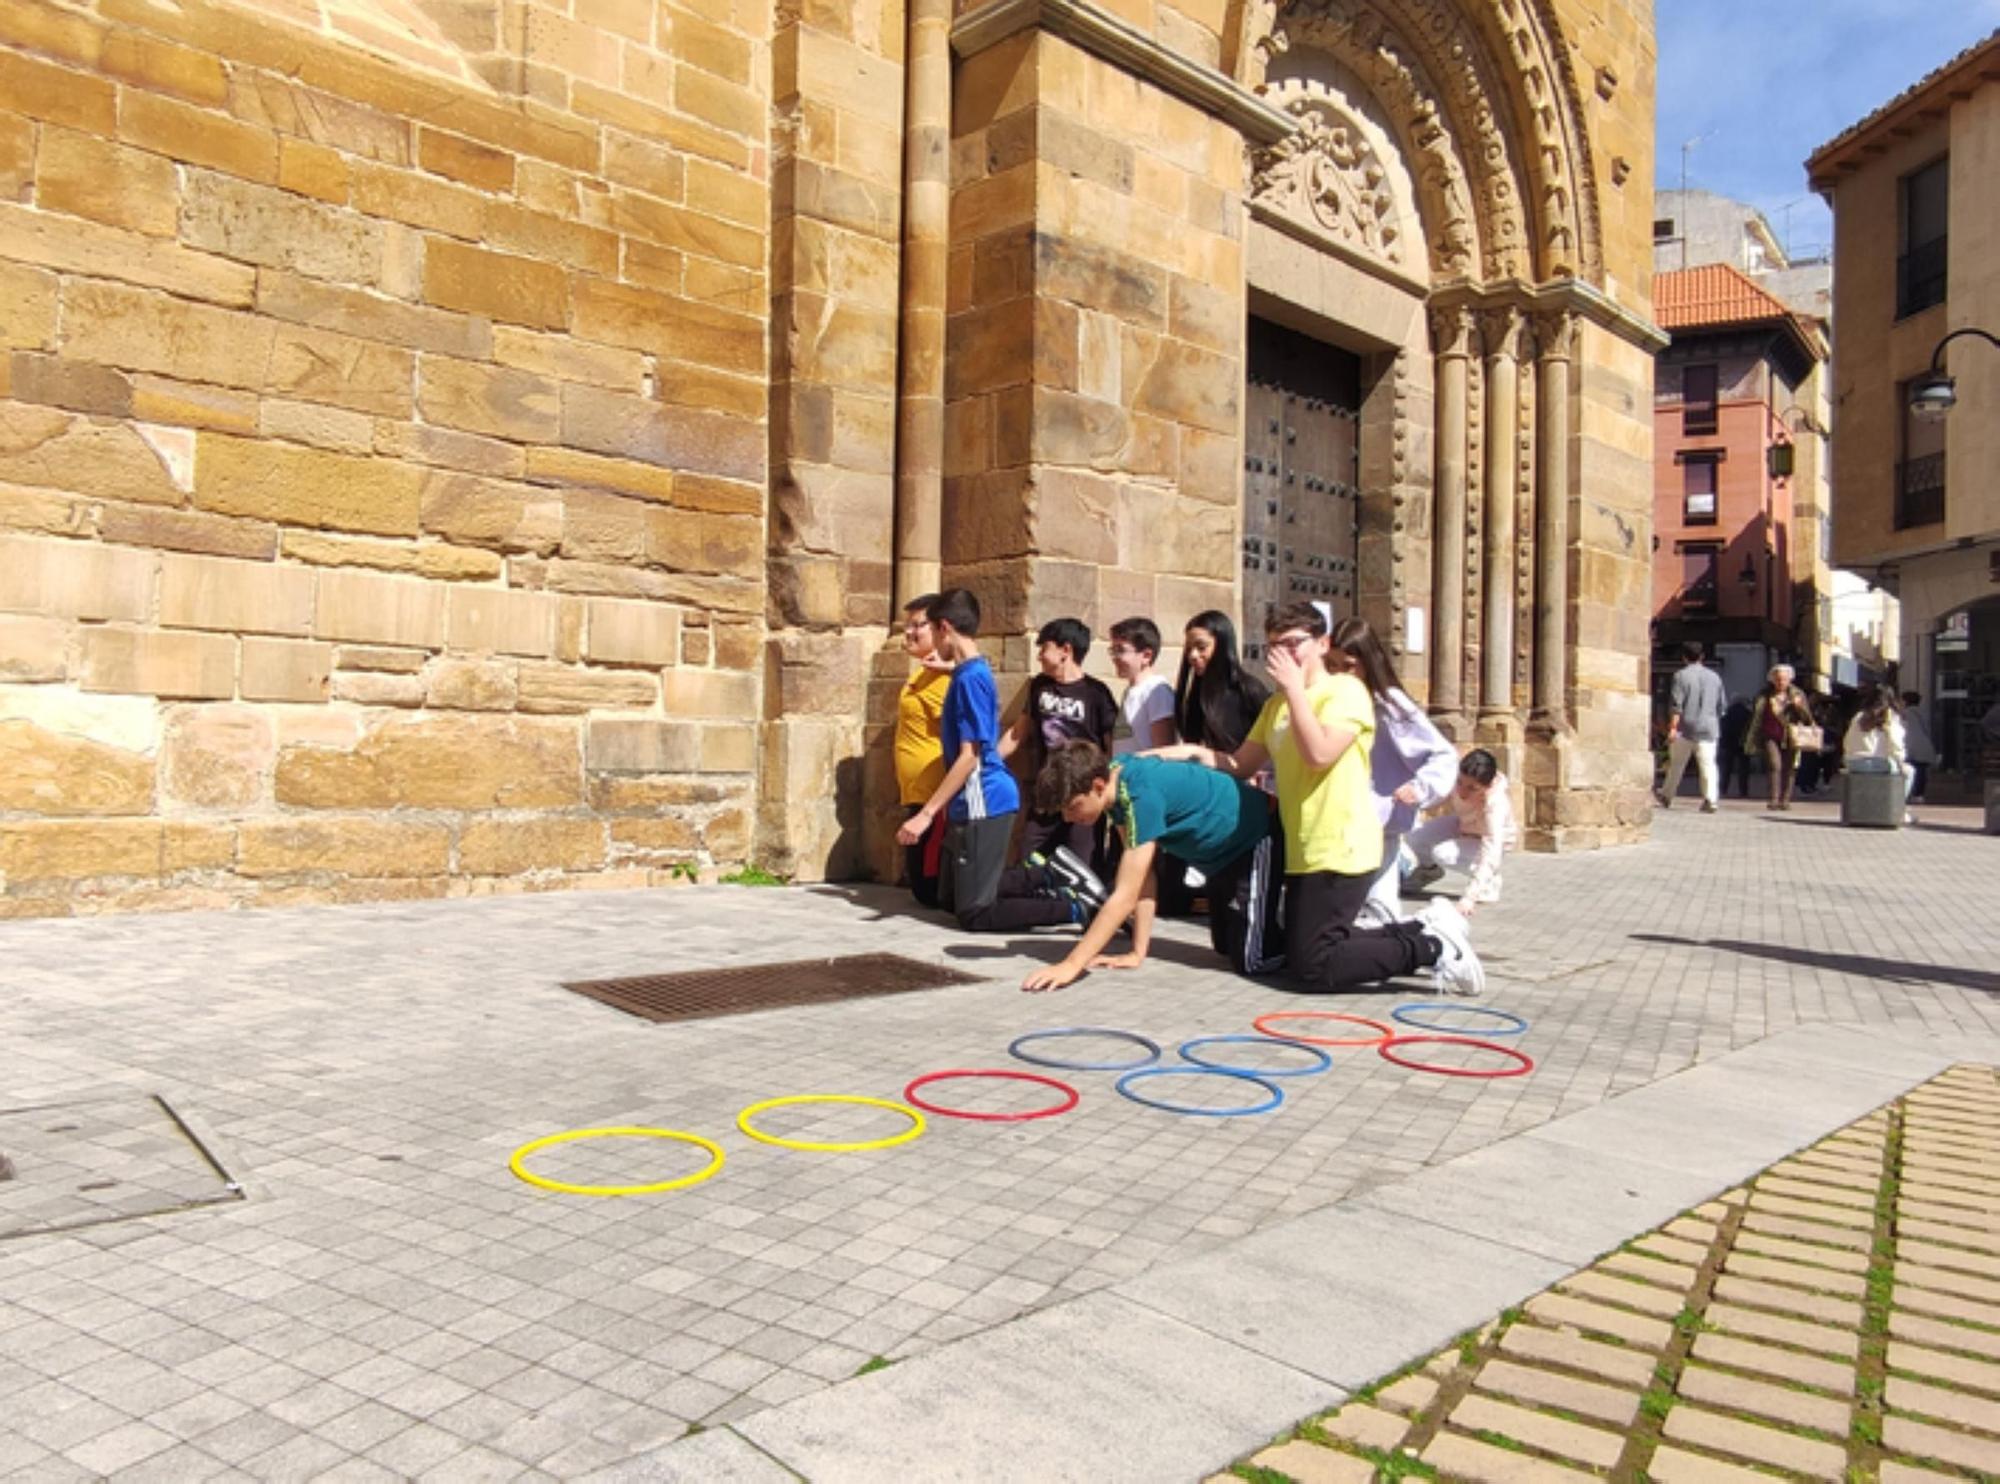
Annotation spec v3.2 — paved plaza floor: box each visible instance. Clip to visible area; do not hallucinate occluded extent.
[2,796,1998,1481]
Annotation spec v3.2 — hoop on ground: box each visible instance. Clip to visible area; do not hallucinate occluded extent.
[737,1095,926,1152]
[1115,1067,1285,1117]
[1009,1027,1162,1072]
[1178,1035,1332,1078]
[1390,1003,1529,1036]
[509,1126,724,1197]
[903,1070,1079,1123]
[1377,1036,1535,1079]
[1251,1011,1394,1048]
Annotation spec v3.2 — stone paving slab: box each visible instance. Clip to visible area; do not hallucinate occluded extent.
[734,1292,1335,1484]
[3,804,2000,1478]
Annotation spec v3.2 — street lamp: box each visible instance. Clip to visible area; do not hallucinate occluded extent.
[1910,326,2000,420]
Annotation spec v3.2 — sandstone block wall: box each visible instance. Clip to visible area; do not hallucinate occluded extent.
[0,0,770,916]
[942,28,1244,684]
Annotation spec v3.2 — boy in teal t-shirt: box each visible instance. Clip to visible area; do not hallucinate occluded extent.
[1019,743,1284,991]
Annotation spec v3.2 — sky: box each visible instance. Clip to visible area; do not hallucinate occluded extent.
[1656,1,2000,261]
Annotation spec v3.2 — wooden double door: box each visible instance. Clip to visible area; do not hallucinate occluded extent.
[1241,318,1361,662]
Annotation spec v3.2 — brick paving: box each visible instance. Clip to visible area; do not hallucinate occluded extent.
[1,800,1998,1479]
[1226,1065,2000,1484]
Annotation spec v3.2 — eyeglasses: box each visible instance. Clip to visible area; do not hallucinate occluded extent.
[1107,645,1138,657]
[1267,632,1318,653]
[902,619,931,635]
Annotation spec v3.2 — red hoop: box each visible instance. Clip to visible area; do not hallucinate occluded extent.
[1377,1035,1535,1079]
[1253,1011,1395,1048]
[903,1069,1080,1122]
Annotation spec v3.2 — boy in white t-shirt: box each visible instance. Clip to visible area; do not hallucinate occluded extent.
[1108,617,1177,756]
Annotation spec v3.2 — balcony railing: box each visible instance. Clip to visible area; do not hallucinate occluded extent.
[1896,452,1946,529]
[1897,235,1947,319]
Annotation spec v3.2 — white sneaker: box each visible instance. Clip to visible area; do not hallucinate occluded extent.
[1417,902,1486,998]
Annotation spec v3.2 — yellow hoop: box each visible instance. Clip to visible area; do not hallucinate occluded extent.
[509,1126,725,1197]
[736,1095,927,1153]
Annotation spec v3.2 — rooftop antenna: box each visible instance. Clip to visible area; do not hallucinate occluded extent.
[1678,132,1711,270]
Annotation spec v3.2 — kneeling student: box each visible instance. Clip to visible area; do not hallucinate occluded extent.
[1021,742,1284,992]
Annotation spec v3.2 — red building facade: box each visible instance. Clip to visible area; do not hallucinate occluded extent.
[1652,266,1829,705]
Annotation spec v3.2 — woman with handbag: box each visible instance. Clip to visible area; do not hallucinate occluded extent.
[1745,664,1816,811]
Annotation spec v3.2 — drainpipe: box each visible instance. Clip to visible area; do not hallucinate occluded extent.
[894,0,951,607]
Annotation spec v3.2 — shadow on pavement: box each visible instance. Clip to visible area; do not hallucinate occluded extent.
[1631,932,2000,995]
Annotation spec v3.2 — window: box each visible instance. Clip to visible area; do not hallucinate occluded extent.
[1896,379,1946,528]
[1680,544,1719,613]
[1897,157,1948,318]
[1682,363,1719,435]
[1653,217,1676,241]
[1683,454,1719,526]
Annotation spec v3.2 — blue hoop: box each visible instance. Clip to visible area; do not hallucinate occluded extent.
[1178,1035,1332,1078]
[1115,1067,1285,1117]
[1390,1003,1529,1037]
[1010,1028,1163,1072]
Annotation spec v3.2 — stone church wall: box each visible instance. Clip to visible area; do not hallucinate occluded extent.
[0,0,770,916]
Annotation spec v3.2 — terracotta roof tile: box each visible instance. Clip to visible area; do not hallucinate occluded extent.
[1655,264,1797,331]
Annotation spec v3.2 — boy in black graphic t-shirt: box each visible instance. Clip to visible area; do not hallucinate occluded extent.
[999,617,1118,871]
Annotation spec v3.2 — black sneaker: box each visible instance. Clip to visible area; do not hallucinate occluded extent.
[1046,846,1109,910]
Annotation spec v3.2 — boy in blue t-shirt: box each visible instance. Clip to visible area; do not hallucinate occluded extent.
[1020,741,1284,991]
[896,590,1093,933]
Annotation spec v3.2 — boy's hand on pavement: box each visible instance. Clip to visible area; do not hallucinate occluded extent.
[1021,960,1084,992]
[1086,952,1144,972]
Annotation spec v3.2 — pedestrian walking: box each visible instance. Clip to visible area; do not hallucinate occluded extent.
[1745,664,1816,811]
[1901,690,1937,803]
[1719,697,1754,799]
[1658,642,1727,812]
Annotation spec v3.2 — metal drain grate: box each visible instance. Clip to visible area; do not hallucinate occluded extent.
[562,952,986,1025]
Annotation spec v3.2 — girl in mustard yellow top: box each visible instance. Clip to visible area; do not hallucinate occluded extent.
[1153,601,1485,996]
[894,595,952,907]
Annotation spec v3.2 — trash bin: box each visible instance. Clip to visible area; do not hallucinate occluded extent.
[1840,763,1905,829]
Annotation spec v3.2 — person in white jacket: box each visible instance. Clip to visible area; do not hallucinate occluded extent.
[1331,617,1460,929]
[1843,684,1911,821]
[1403,749,1517,916]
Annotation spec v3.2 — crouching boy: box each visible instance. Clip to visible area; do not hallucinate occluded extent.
[1402,748,1514,916]
[1021,742,1285,992]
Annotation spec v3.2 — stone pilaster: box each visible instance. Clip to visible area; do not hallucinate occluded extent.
[1478,306,1523,723]
[761,2,908,880]
[1429,306,1473,728]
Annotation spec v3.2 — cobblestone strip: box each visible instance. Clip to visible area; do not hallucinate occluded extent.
[1221,1068,2000,1484]
[1884,1065,2000,1481]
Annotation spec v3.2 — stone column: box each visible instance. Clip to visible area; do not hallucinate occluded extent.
[1479,306,1523,717]
[1532,310,1576,724]
[894,0,950,608]
[1428,306,1472,722]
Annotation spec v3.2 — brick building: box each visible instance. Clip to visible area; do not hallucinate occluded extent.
[1650,264,1829,707]
[0,0,1661,917]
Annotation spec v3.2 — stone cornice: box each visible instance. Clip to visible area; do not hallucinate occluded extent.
[1429,277,1669,355]
[950,0,1298,145]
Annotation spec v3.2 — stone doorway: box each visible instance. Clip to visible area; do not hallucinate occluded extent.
[1242,318,1363,662]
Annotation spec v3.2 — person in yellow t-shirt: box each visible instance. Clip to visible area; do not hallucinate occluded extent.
[894,594,952,907]
[1151,600,1484,996]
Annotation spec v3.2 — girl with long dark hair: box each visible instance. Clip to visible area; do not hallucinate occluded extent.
[1329,616,1459,926]
[1173,611,1270,753]
[1156,612,1270,917]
